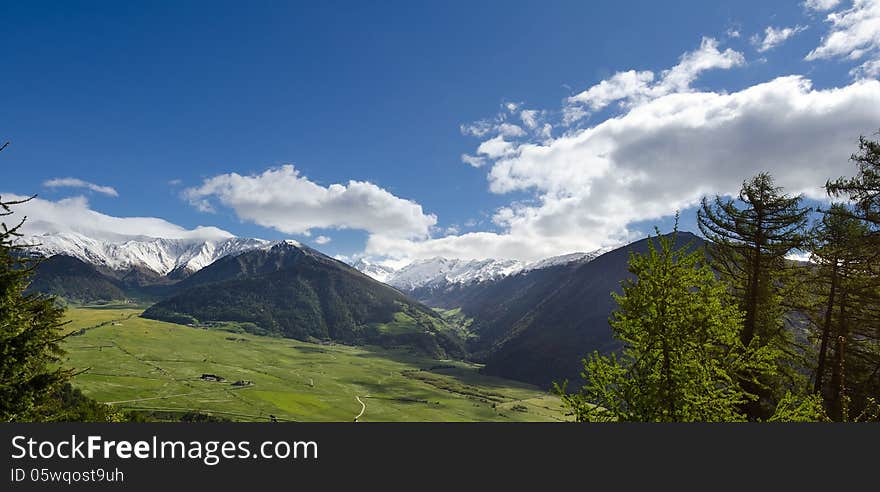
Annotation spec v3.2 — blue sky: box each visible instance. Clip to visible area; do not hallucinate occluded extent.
[3,1,880,263]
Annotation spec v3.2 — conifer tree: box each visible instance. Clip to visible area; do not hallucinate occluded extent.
[556,226,769,422]
[808,204,872,420]
[823,134,880,421]
[827,134,880,231]
[697,173,810,418]
[0,144,72,422]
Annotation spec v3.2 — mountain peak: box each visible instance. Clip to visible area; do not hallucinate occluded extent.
[353,250,602,291]
[22,232,271,276]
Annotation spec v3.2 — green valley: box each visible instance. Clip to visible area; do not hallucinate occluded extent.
[61,306,566,422]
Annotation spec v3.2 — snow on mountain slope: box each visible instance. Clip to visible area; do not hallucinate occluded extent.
[349,259,396,283]
[521,250,607,271]
[353,250,604,290]
[21,229,602,290]
[23,232,270,275]
[385,257,524,291]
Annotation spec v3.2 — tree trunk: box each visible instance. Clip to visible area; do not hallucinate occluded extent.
[742,210,764,345]
[814,264,838,396]
[830,291,849,421]
[662,337,674,421]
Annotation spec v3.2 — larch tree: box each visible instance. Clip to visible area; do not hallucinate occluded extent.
[697,172,811,418]
[556,226,769,422]
[824,134,880,421]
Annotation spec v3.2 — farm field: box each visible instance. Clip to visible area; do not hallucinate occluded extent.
[61,306,566,422]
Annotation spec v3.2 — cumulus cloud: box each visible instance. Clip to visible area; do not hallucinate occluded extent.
[370,34,880,263]
[565,37,745,121]
[493,77,880,199]
[567,70,655,112]
[371,75,880,262]
[752,25,808,52]
[1,193,232,242]
[806,0,880,61]
[476,135,517,159]
[314,235,331,245]
[183,165,437,239]
[43,177,119,197]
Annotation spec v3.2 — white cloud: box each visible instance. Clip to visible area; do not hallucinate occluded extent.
[562,105,589,126]
[568,70,655,112]
[489,76,880,200]
[806,0,880,61]
[852,57,880,77]
[565,37,744,121]
[183,165,436,239]
[655,37,746,93]
[752,25,808,52]
[804,0,842,12]
[537,123,553,140]
[1,193,232,242]
[371,76,880,262]
[314,235,331,245]
[476,135,516,159]
[43,177,119,197]
[461,103,547,146]
[520,110,540,129]
[460,121,494,137]
[497,123,526,137]
[461,154,487,168]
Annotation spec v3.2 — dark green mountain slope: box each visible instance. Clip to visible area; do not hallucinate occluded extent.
[478,232,705,387]
[417,262,588,357]
[142,242,465,358]
[26,255,128,303]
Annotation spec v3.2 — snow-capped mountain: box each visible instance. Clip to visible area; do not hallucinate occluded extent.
[521,250,607,272]
[23,232,270,276]
[349,259,396,284]
[354,250,602,291]
[385,257,524,291]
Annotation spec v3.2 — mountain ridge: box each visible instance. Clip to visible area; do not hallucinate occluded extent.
[352,251,602,295]
[23,232,271,277]
[141,241,467,358]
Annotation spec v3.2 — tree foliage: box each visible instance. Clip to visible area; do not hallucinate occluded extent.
[0,192,73,421]
[827,134,880,230]
[0,143,129,422]
[818,133,880,421]
[697,172,811,418]
[556,226,773,422]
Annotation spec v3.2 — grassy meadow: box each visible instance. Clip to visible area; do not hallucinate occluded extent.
[61,306,566,422]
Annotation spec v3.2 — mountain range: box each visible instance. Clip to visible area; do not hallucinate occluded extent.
[24,232,270,278]
[352,251,602,300]
[22,230,703,387]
